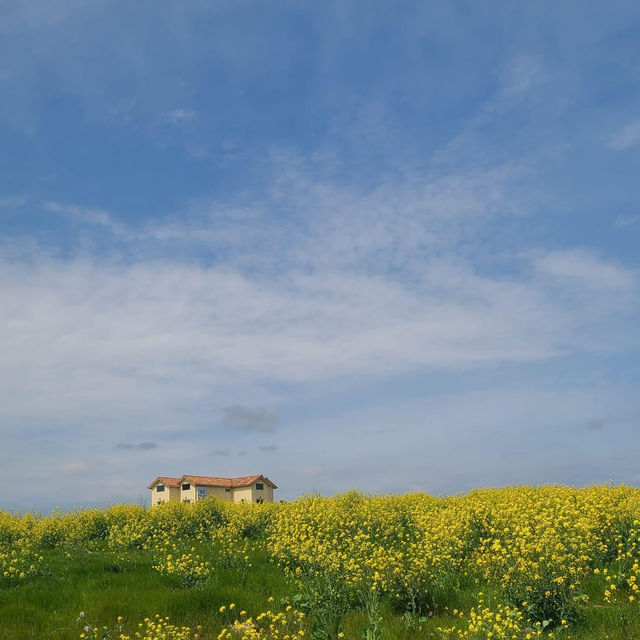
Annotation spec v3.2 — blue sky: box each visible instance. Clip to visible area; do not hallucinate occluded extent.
[1,1,639,511]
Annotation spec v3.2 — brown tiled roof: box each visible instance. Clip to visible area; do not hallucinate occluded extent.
[180,474,277,489]
[147,476,181,489]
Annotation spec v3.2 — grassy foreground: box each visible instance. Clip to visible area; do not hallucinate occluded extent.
[2,487,640,639]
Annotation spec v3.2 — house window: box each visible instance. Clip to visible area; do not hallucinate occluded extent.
[225,488,231,492]
[156,485,165,492]
[256,483,264,490]
[197,487,207,500]
[183,498,190,503]
[182,483,191,491]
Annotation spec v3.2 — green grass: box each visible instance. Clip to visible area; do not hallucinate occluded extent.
[0,543,292,640]
[2,543,640,639]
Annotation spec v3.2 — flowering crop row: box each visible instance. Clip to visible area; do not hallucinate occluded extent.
[3,485,640,638]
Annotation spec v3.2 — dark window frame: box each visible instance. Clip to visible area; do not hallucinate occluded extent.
[182,483,191,491]
[156,485,165,492]
[256,482,264,490]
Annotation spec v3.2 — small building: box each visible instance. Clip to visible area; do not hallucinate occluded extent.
[147,474,277,506]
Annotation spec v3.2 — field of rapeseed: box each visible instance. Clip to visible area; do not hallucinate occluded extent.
[2,486,640,639]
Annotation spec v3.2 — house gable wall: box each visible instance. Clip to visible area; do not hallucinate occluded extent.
[152,484,181,505]
[233,486,254,503]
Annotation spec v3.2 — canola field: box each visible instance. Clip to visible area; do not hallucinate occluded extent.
[2,486,640,640]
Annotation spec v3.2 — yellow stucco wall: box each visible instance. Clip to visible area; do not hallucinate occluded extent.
[231,482,275,503]
[233,486,254,503]
[151,484,181,505]
[255,482,274,502]
[194,485,234,502]
[180,482,196,503]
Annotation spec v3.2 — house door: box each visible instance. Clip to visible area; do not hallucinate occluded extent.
[197,487,207,501]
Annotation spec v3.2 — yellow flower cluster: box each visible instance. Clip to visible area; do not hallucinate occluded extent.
[465,485,631,620]
[122,615,199,640]
[105,500,276,552]
[269,492,438,591]
[4,484,640,637]
[601,513,640,605]
[218,603,305,640]
[153,545,214,588]
[267,486,638,623]
[268,490,488,613]
[78,614,200,640]
[0,537,44,585]
[32,507,109,548]
[436,600,557,639]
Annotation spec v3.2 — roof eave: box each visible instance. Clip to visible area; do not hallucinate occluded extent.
[234,475,277,489]
[147,477,164,490]
[174,474,278,489]
[148,477,180,489]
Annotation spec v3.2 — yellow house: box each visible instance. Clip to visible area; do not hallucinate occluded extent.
[147,474,277,506]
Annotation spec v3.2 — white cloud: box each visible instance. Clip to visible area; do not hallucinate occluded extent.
[1,163,637,436]
[608,120,640,150]
[533,248,635,291]
[0,189,637,438]
[60,462,90,475]
[0,196,27,208]
[501,56,544,97]
[615,215,640,228]
[163,108,195,123]
[430,55,547,168]
[43,201,129,237]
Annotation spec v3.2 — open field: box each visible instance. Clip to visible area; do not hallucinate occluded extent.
[2,486,640,640]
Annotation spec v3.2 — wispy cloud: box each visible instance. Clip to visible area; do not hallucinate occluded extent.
[615,215,640,228]
[116,442,157,451]
[608,120,640,150]
[43,201,129,237]
[209,448,231,456]
[163,108,195,124]
[586,418,606,431]
[0,196,27,208]
[500,55,545,98]
[222,405,279,433]
[533,249,636,291]
[1,167,637,439]
[60,462,90,475]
